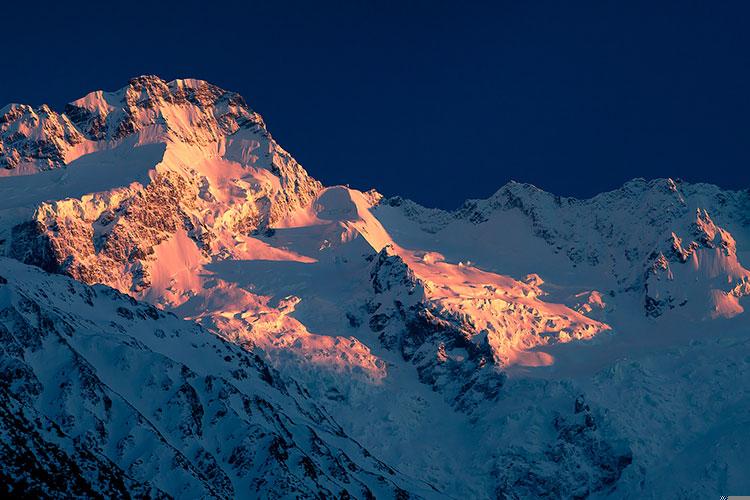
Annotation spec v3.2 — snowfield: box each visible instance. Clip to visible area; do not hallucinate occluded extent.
[0,76,748,498]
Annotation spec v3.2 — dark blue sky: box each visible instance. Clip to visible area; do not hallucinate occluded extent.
[2,1,749,208]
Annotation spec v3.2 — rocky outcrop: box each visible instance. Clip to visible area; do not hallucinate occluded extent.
[0,385,166,499]
[644,208,750,318]
[494,396,632,499]
[64,76,263,144]
[0,103,85,171]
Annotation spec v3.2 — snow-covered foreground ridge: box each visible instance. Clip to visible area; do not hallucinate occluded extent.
[0,76,749,498]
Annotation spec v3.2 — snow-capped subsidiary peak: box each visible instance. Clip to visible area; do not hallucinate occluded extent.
[377,176,750,318]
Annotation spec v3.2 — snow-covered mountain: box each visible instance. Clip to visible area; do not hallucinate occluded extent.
[0,76,748,498]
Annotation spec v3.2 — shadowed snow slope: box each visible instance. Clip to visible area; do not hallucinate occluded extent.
[0,257,434,498]
[0,77,749,498]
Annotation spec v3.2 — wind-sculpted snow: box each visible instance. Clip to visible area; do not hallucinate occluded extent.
[1,77,750,498]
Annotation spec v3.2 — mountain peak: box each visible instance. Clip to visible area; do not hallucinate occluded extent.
[0,76,269,174]
[65,75,263,143]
